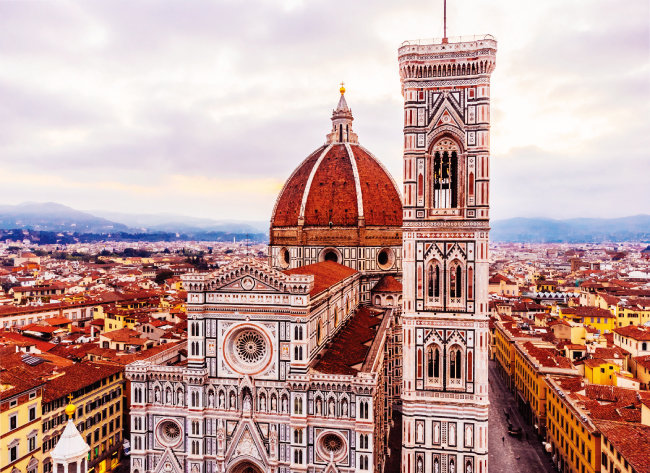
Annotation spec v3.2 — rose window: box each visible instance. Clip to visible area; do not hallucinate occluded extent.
[235,330,267,364]
[158,420,181,446]
[322,434,343,453]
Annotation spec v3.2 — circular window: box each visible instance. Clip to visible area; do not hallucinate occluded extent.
[158,420,182,447]
[319,247,341,264]
[279,248,290,269]
[235,330,266,364]
[324,251,338,263]
[322,434,343,453]
[223,326,272,375]
[316,431,347,462]
[377,248,395,270]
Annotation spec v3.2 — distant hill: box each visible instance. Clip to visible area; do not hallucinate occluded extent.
[92,210,268,234]
[0,202,131,233]
[0,202,268,240]
[491,215,650,242]
[1,203,647,243]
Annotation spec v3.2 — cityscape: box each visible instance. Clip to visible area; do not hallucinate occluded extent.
[1,2,649,473]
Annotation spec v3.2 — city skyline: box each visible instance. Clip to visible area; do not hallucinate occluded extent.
[1,0,648,222]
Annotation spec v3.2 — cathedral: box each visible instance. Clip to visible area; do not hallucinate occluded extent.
[125,33,496,473]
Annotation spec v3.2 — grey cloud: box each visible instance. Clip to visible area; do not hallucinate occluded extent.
[0,0,648,219]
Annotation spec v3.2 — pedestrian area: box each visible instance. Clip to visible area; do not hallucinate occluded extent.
[488,361,556,473]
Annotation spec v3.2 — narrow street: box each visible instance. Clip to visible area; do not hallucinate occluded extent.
[488,361,555,473]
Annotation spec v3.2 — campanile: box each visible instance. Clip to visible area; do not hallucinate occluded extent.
[398,34,497,473]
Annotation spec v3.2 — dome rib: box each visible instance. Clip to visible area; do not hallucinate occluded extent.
[298,144,334,225]
[344,142,365,222]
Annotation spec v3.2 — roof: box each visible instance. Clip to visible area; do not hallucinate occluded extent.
[271,143,402,230]
[283,261,357,297]
[22,323,58,334]
[0,330,57,352]
[372,275,402,293]
[489,274,515,285]
[44,317,72,326]
[312,306,385,375]
[613,325,650,341]
[561,306,615,318]
[100,328,148,345]
[593,420,650,473]
[43,362,123,403]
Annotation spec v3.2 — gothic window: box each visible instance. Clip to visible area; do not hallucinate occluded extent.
[449,262,463,299]
[359,434,369,450]
[426,345,441,379]
[360,455,369,470]
[449,346,462,381]
[427,263,441,299]
[359,400,369,419]
[294,428,303,444]
[431,139,459,209]
[294,397,302,415]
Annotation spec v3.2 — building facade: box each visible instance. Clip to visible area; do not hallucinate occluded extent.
[41,363,125,473]
[127,259,395,473]
[0,374,43,473]
[398,35,497,473]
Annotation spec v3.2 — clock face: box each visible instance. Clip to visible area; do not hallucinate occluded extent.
[241,277,255,291]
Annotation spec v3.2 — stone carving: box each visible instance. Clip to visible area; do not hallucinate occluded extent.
[234,429,261,460]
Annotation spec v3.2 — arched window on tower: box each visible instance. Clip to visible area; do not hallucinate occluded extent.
[449,262,463,300]
[449,345,463,386]
[427,263,441,302]
[432,139,459,209]
[426,345,441,385]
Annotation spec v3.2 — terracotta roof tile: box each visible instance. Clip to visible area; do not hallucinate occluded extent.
[372,275,402,293]
[593,421,650,473]
[284,261,357,297]
[313,306,384,375]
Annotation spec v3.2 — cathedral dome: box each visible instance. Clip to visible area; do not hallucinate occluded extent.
[270,90,402,250]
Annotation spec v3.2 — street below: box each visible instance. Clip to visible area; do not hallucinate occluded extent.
[488,361,556,473]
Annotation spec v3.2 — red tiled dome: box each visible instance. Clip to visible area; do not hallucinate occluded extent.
[271,143,402,229]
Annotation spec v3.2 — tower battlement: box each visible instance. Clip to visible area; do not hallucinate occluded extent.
[398,35,497,85]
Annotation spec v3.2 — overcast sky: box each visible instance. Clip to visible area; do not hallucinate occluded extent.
[1,0,648,222]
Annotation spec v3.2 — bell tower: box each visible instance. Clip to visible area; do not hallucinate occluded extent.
[398,33,497,473]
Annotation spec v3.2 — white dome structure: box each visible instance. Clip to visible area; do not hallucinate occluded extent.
[51,402,90,473]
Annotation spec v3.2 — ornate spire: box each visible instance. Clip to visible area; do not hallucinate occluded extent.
[326,84,358,144]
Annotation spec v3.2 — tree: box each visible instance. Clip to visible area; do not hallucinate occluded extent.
[155,270,175,285]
